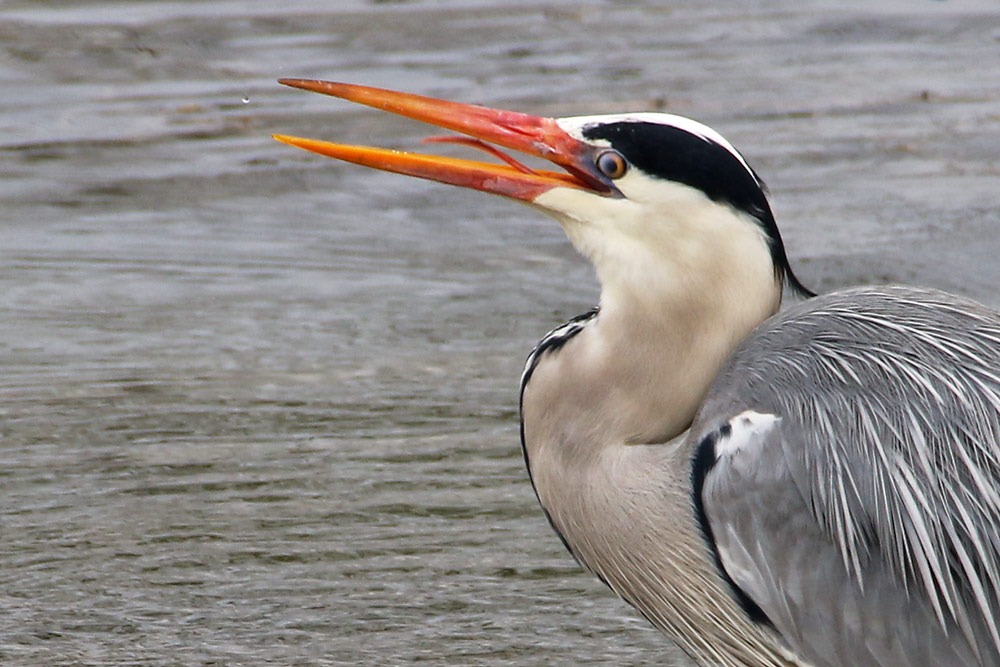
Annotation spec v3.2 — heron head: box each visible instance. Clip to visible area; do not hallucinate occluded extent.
[274,80,810,308]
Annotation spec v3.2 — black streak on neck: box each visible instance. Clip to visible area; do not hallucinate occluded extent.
[519,308,599,565]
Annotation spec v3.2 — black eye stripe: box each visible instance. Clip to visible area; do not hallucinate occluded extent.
[580,119,813,298]
[582,121,765,215]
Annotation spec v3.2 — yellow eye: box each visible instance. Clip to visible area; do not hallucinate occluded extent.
[595,150,628,179]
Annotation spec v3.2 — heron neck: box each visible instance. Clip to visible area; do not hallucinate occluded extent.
[588,240,782,445]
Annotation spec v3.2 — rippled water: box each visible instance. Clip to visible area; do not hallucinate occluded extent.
[2,1,999,664]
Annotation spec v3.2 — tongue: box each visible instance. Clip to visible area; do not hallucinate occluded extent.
[422,136,540,175]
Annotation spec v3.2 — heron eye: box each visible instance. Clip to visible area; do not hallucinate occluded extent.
[596,150,628,179]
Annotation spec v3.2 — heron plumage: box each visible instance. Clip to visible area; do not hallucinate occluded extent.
[698,286,1000,666]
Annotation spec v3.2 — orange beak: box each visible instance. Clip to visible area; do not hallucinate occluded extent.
[273,79,615,201]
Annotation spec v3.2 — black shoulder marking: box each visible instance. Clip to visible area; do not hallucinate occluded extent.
[691,425,775,629]
[582,121,813,299]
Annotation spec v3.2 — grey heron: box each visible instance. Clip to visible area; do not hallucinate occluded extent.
[275,79,1000,667]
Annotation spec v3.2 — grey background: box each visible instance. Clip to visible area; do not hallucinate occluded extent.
[2,1,999,664]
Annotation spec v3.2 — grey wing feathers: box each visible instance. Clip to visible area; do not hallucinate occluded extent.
[695,286,1000,667]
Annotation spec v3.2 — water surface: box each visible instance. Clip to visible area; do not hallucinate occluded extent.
[2,1,1000,664]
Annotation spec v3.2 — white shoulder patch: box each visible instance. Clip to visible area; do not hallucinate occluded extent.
[715,410,781,459]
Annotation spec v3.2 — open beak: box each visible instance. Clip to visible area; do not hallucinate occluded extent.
[273,79,615,202]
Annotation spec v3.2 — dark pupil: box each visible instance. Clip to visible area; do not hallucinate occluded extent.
[598,151,625,178]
